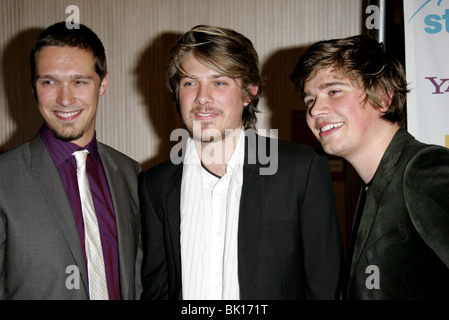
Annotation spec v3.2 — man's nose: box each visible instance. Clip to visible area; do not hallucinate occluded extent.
[56,84,76,106]
[194,85,213,106]
[309,97,329,118]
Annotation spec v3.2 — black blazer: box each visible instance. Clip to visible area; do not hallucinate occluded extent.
[344,129,449,299]
[139,133,342,300]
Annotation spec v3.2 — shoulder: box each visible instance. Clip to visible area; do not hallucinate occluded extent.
[256,134,326,165]
[246,134,329,179]
[97,142,141,173]
[249,133,319,157]
[404,142,449,175]
[0,139,40,196]
[0,139,35,173]
[403,142,449,215]
[277,138,320,157]
[139,158,181,202]
[0,142,30,162]
[403,143,449,260]
[141,158,180,183]
[140,158,180,189]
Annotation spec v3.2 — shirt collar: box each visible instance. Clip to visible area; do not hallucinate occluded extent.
[224,127,245,174]
[39,123,100,167]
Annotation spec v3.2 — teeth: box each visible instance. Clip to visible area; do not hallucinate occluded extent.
[197,113,211,116]
[56,111,81,118]
[321,122,344,132]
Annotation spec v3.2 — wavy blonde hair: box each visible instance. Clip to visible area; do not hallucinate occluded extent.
[166,25,262,130]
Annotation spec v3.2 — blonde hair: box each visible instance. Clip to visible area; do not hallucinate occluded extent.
[166,25,262,129]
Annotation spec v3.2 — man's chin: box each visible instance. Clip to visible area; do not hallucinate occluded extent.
[185,122,221,143]
[193,130,225,143]
[190,134,219,143]
[49,126,84,143]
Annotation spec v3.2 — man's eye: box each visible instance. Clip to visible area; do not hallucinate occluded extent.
[329,90,340,95]
[215,81,227,86]
[41,80,55,85]
[182,81,195,87]
[305,98,315,108]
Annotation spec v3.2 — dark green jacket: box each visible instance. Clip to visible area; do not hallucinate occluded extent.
[345,129,449,299]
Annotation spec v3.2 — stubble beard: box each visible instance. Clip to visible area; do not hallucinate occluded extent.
[184,108,226,143]
[47,122,84,142]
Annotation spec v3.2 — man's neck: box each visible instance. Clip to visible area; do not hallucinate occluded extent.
[348,123,400,184]
[195,129,243,177]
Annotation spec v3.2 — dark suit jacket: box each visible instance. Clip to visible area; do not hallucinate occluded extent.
[344,129,449,299]
[0,134,142,299]
[139,133,342,300]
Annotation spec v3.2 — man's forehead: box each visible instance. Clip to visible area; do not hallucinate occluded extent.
[305,67,356,88]
[307,67,343,81]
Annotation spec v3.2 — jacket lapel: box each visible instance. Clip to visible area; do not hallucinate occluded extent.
[169,132,267,299]
[98,144,135,299]
[29,135,89,295]
[348,129,413,287]
[237,133,266,299]
[167,165,183,299]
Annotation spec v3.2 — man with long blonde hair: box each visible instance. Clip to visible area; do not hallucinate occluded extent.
[139,25,342,300]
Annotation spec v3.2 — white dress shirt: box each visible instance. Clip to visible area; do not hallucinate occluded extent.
[180,131,244,300]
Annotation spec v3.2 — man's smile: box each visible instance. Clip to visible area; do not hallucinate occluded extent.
[54,110,83,121]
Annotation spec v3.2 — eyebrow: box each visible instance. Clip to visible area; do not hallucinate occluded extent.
[304,81,350,98]
[318,81,349,90]
[180,74,230,81]
[36,74,94,81]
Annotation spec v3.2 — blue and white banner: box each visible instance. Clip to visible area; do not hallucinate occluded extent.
[403,0,449,148]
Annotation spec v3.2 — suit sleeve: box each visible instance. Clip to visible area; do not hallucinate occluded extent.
[300,151,343,299]
[138,172,169,299]
[404,146,449,268]
[0,210,6,299]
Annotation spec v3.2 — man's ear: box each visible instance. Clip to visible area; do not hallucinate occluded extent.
[378,87,393,113]
[99,72,109,96]
[243,84,259,106]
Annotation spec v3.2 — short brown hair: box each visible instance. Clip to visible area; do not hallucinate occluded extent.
[30,22,107,96]
[166,25,262,130]
[290,35,408,127]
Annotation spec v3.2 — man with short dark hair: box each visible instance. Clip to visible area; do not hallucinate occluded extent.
[0,22,142,300]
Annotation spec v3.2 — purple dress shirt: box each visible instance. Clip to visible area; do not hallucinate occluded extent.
[39,124,120,300]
